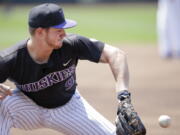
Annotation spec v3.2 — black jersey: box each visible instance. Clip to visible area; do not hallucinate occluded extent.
[0,34,104,108]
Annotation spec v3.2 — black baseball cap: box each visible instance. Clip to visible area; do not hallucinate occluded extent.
[28,3,77,29]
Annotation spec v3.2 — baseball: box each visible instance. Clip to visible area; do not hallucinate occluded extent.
[158,115,171,128]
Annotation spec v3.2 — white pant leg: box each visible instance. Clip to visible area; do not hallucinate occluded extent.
[0,90,44,135]
[0,103,13,135]
[44,91,116,135]
[157,0,172,57]
[169,0,180,57]
[157,0,180,58]
[1,90,116,135]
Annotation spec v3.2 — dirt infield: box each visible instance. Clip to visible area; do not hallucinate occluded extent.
[9,46,180,135]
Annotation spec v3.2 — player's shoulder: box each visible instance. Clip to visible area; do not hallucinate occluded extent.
[63,34,90,45]
[0,39,27,60]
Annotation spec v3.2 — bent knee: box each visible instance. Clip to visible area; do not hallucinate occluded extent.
[0,92,27,115]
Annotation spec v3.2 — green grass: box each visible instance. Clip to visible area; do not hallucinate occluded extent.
[0,3,157,49]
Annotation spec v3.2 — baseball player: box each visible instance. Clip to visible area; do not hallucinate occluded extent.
[157,0,180,59]
[0,3,146,135]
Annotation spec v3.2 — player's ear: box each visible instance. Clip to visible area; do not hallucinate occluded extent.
[35,27,46,37]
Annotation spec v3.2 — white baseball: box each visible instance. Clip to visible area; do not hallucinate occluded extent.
[158,115,171,128]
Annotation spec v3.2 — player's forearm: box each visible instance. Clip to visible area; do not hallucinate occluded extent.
[100,44,129,93]
[108,48,129,92]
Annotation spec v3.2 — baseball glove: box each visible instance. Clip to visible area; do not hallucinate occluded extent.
[115,90,146,135]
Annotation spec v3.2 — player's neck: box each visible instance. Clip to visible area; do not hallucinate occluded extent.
[27,38,53,64]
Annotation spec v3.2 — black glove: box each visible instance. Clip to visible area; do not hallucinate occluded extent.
[115,90,146,135]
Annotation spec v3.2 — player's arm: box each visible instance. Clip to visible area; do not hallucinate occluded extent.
[0,56,13,100]
[99,44,146,135]
[99,44,129,93]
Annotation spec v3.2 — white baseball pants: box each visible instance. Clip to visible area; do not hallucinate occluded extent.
[0,90,116,135]
[157,0,180,58]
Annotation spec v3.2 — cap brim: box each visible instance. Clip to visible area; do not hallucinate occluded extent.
[51,19,77,29]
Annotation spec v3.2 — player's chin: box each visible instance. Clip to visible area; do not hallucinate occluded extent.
[54,41,63,49]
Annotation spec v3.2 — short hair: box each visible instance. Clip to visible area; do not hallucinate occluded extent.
[29,27,36,36]
[28,27,50,36]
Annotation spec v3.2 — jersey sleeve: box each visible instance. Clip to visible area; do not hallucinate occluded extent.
[0,54,13,83]
[72,35,105,63]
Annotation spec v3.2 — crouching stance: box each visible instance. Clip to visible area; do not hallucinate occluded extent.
[0,3,146,135]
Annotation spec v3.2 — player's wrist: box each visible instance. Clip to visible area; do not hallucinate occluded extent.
[117,90,131,101]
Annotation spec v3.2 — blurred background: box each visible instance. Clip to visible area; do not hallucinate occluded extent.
[1,0,180,135]
[0,0,157,49]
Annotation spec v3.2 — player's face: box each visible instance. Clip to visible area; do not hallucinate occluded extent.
[44,28,66,49]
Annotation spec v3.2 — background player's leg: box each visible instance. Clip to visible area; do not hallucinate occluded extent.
[157,0,172,58]
[0,90,44,134]
[44,91,116,135]
[169,0,180,58]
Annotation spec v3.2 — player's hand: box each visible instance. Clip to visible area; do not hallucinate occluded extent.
[0,84,13,100]
[115,90,146,135]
